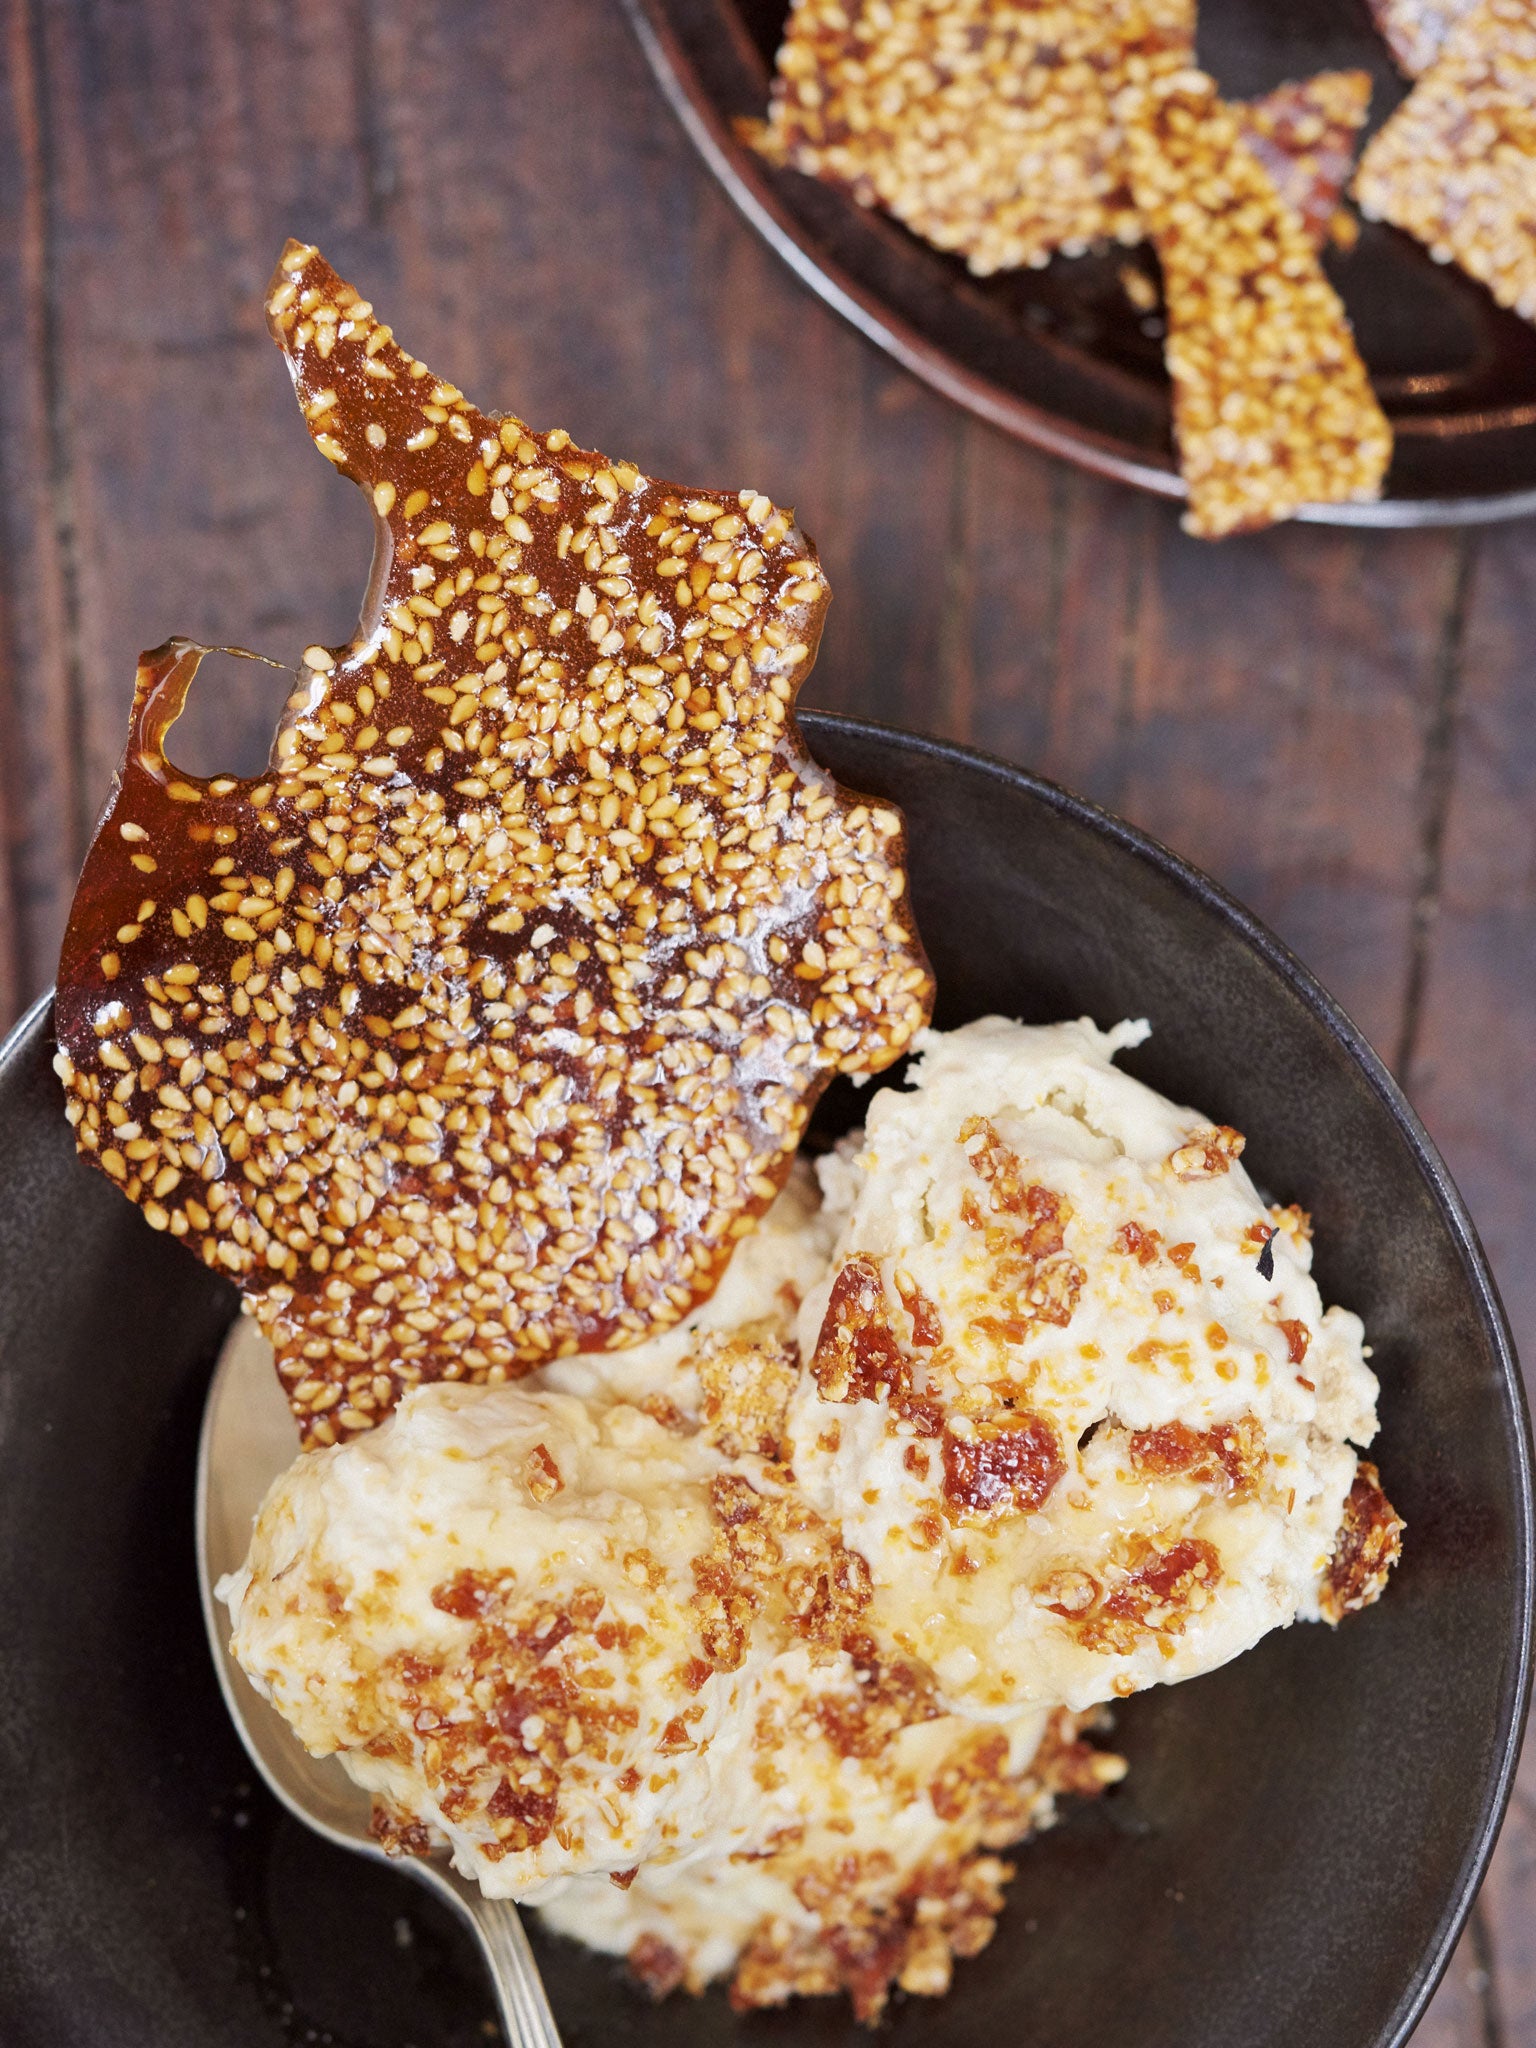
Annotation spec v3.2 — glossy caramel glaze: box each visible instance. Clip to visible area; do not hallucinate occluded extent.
[55,242,932,1445]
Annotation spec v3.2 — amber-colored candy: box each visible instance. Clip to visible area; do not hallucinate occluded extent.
[1127,1415,1265,1496]
[809,1253,910,1403]
[1319,1460,1405,1622]
[940,1414,1066,1517]
[757,0,1195,274]
[1368,0,1476,76]
[1123,70,1392,537]
[55,242,933,1445]
[1236,71,1374,249]
[1355,0,1536,324]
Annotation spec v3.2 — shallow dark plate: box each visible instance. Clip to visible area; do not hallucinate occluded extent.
[0,714,1530,2047]
[624,0,1536,524]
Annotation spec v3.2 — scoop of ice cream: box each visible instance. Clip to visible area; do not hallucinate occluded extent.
[219,1332,964,1901]
[534,1704,1120,2019]
[786,1017,1398,1716]
[221,1384,732,1887]
[217,1017,1400,2006]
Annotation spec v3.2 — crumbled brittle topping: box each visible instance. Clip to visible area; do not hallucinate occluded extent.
[674,1707,1123,2021]
[367,1576,639,1863]
[809,1253,910,1404]
[894,1267,943,1346]
[807,1635,942,1758]
[691,1471,786,1673]
[942,1413,1066,1517]
[1115,1217,1163,1264]
[1319,1460,1405,1623]
[1167,1122,1245,1179]
[1066,1534,1222,1655]
[959,1116,1086,1334]
[1122,70,1393,537]
[695,1330,799,1457]
[1355,0,1536,322]
[1236,71,1374,249]
[757,0,1195,274]
[1128,1414,1265,1495]
[809,1242,1067,1522]
[54,242,932,1446]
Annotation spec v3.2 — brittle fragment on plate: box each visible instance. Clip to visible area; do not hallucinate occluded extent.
[1236,71,1374,250]
[756,0,1195,274]
[1123,70,1393,537]
[1367,0,1478,76]
[54,243,934,1446]
[1355,0,1536,321]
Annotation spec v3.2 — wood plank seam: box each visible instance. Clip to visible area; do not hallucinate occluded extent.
[1395,528,1479,1089]
[1470,1898,1509,2048]
[349,0,399,228]
[13,0,88,876]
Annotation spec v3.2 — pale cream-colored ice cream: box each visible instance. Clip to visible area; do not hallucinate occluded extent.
[218,1018,1399,2016]
[222,1378,795,1891]
[533,1702,1118,2011]
[788,1017,1392,1716]
[220,1342,1118,2011]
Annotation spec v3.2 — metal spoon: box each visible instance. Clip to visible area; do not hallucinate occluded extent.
[195,1316,563,2048]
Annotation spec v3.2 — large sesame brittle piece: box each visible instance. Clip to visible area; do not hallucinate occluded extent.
[1123,71,1393,538]
[757,0,1194,275]
[55,242,933,1446]
[1355,0,1536,321]
[1367,0,1478,77]
[1236,71,1374,250]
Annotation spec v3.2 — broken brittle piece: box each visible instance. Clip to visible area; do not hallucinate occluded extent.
[756,0,1195,275]
[1123,70,1393,537]
[1355,0,1536,322]
[55,242,933,1446]
[1121,70,1373,323]
[1236,71,1374,250]
[1367,0,1478,77]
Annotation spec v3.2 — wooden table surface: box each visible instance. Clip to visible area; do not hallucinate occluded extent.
[2,2,1532,2039]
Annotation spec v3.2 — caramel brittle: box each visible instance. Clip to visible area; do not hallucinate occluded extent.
[757,0,1195,274]
[1355,0,1536,322]
[1368,0,1478,76]
[55,243,933,1444]
[1236,71,1374,250]
[1123,70,1393,536]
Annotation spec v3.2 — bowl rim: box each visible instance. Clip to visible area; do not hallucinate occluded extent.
[4,709,1531,2048]
[621,0,1536,530]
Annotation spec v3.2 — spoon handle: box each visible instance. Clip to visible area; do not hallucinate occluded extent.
[465,1895,564,2048]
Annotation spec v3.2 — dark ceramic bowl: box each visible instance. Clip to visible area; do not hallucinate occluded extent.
[0,714,1530,2048]
[624,0,1536,523]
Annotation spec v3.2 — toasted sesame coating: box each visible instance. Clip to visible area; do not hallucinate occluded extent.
[1123,71,1394,538]
[54,242,933,1446]
[757,0,1194,275]
[1355,0,1536,322]
[1368,0,1477,76]
[1236,71,1374,250]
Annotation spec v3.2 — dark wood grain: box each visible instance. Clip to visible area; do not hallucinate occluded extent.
[0,2,1530,2040]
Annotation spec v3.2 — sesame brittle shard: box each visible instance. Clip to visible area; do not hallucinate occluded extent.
[757,0,1196,275]
[1123,71,1393,538]
[1367,0,1478,77]
[1355,0,1536,322]
[1236,71,1374,251]
[54,241,934,1447]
